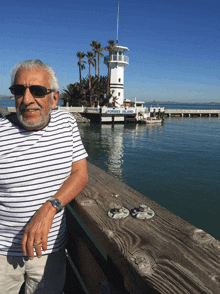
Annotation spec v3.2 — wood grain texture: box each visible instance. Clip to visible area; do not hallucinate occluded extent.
[69,161,220,294]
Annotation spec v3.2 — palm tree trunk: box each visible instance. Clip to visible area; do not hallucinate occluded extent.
[95,54,97,76]
[79,66,81,83]
[107,51,111,92]
[89,64,92,106]
[89,64,91,91]
[98,54,100,81]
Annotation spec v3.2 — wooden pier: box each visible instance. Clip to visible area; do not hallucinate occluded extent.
[64,162,220,294]
[164,109,220,118]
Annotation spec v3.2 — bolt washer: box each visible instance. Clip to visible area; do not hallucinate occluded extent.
[130,205,155,219]
[108,207,129,219]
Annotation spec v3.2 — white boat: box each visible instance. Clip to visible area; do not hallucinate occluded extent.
[137,112,163,124]
[137,101,164,124]
[140,116,163,124]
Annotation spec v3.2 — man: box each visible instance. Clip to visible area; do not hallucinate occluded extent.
[0,60,88,293]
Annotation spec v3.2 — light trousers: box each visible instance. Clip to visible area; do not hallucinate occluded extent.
[0,248,66,294]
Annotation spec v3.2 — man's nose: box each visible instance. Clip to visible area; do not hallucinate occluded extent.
[22,87,35,105]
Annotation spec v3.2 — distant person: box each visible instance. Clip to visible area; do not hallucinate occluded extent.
[0,59,88,293]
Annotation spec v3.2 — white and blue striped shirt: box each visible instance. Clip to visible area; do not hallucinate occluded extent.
[0,110,88,256]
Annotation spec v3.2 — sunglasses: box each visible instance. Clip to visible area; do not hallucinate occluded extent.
[9,85,55,98]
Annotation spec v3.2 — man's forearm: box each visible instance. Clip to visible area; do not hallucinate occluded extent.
[51,158,88,209]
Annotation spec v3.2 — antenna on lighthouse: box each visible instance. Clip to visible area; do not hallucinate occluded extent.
[116,1,119,45]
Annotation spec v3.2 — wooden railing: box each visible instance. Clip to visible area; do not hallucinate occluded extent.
[65,161,220,294]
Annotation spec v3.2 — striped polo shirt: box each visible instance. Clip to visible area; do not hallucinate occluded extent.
[0,110,88,256]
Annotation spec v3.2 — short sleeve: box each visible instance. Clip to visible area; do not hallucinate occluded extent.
[68,113,88,163]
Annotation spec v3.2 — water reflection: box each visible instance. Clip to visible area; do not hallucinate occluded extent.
[100,124,124,179]
[78,122,165,181]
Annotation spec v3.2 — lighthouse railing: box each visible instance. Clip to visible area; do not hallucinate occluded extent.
[104,55,129,63]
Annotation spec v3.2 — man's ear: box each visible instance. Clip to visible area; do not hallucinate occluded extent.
[52,91,59,109]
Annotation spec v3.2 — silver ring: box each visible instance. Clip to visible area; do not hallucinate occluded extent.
[33,242,41,246]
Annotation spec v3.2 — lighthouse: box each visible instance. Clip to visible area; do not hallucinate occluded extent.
[104,3,129,107]
[104,45,129,106]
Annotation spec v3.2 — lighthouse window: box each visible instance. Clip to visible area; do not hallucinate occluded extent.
[118,78,121,83]
[118,92,121,96]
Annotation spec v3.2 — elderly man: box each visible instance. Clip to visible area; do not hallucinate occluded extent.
[0,60,88,293]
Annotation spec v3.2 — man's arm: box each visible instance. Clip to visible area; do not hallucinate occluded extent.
[21,158,88,260]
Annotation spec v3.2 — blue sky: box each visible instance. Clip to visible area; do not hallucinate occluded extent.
[1,0,219,102]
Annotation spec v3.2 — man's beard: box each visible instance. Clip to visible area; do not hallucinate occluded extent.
[16,104,52,130]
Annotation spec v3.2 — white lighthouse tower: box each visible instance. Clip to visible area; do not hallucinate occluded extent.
[104,46,129,106]
[104,3,129,107]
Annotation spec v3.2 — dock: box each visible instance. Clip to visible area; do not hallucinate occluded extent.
[63,162,220,294]
[164,109,220,117]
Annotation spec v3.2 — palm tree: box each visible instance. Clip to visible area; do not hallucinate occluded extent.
[105,40,117,92]
[62,83,87,106]
[96,43,104,81]
[86,51,95,106]
[76,51,86,82]
[62,75,110,107]
[90,41,104,80]
[112,91,119,108]
[90,40,98,76]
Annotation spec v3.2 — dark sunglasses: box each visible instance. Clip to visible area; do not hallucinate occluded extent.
[9,85,55,97]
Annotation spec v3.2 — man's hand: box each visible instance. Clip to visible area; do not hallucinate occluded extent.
[21,159,88,260]
[21,201,57,260]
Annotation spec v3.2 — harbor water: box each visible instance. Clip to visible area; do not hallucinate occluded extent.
[1,100,220,240]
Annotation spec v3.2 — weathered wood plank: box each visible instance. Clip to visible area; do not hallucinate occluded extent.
[66,207,130,294]
[69,161,220,294]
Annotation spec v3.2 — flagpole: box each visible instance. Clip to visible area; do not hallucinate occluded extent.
[116,2,119,45]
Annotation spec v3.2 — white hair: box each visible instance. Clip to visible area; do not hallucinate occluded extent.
[10,60,59,91]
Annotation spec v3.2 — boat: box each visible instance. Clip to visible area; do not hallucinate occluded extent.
[137,112,163,124]
[140,116,163,124]
[137,101,165,124]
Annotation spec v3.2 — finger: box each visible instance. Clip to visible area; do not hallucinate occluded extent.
[29,231,42,259]
[21,233,28,256]
[42,232,48,252]
[26,235,35,260]
[34,242,43,258]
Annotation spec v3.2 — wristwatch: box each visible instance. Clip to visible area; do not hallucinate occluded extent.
[47,197,63,213]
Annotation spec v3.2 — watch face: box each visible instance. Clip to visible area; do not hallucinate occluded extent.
[51,198,62,212]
